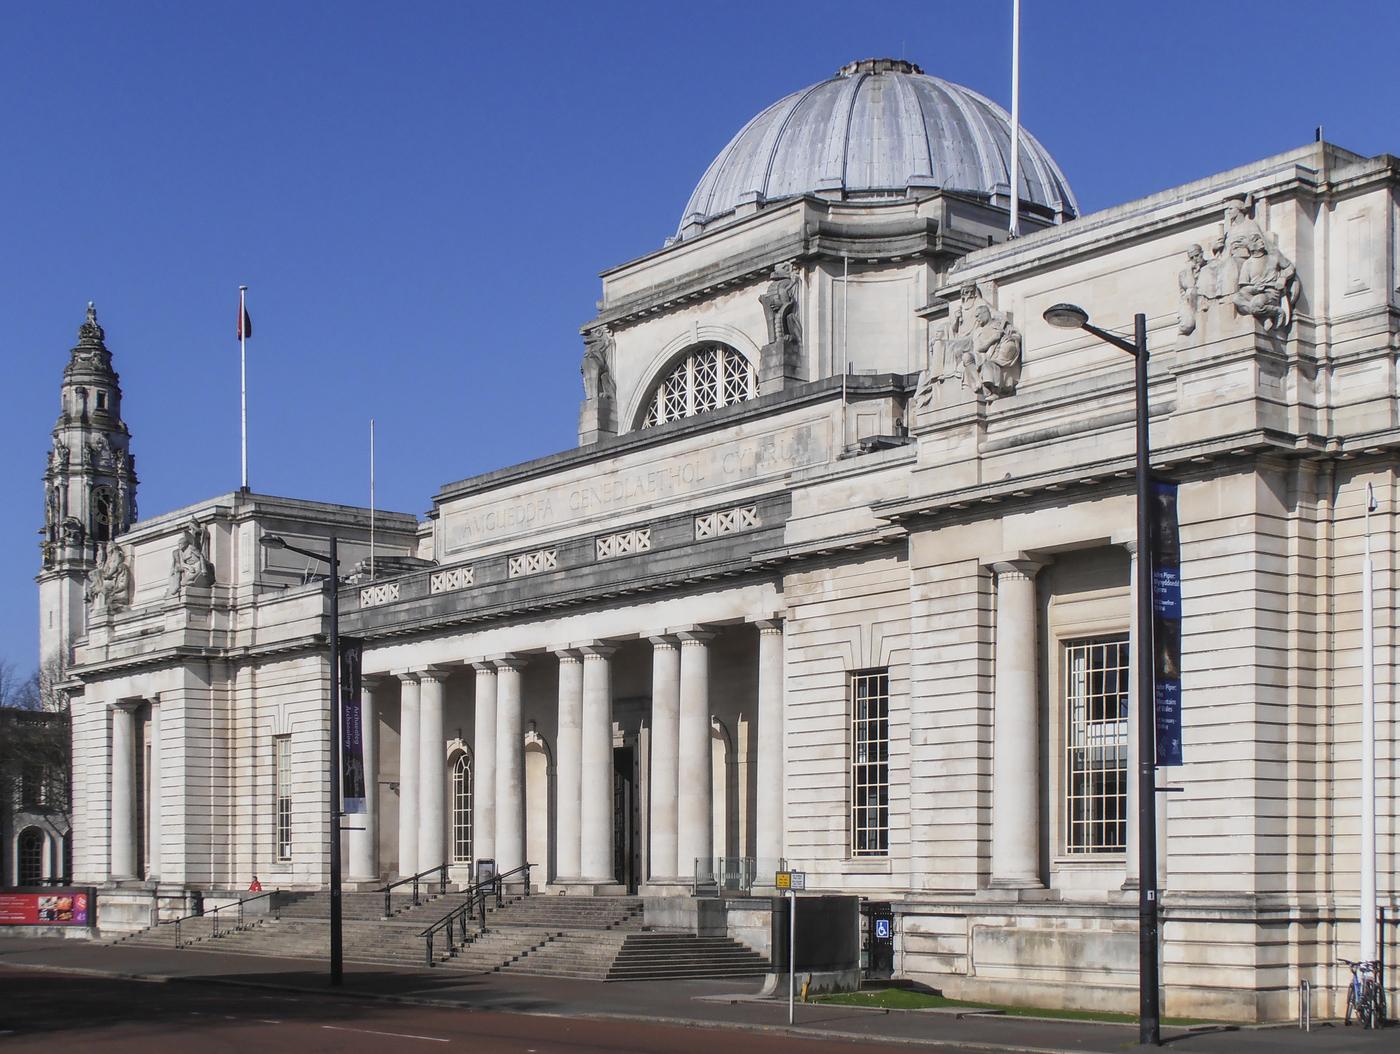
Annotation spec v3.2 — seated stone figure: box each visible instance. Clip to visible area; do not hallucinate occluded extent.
[86,545,132,615]
[1232,231,1299,333]
[167,521,214,597]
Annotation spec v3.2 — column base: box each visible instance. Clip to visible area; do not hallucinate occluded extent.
[1121,876,1140,891]
[549,880,629,896]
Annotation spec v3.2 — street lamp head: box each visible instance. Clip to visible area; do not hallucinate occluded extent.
[260,534,288,550]
[1042,302,1090,330]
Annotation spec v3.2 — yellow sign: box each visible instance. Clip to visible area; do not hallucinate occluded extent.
[775,871,792,890]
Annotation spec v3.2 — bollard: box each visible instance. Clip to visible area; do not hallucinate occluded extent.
[1299,979,1310,1031]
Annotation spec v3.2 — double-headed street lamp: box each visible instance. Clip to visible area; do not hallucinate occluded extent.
[261,532,344,987]
[1042,304,1161,1047]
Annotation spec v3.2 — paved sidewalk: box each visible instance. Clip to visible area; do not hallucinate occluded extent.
[0,936,1387,1053]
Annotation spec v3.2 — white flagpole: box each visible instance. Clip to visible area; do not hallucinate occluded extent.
[239,285,249,490]
[1009,0,1021,238]
[369,418,377,580]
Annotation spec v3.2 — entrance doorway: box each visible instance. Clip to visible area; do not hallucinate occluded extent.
[612,744,640,893]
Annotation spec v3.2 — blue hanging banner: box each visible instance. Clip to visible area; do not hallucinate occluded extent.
[339,636,367,813]
[1150,479,1183,766]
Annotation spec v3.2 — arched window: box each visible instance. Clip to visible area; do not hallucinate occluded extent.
[641,343,756,428]
[451,753,473,864]
[18,828,44,886]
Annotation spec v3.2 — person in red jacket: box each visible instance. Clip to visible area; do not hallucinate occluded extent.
[247,876,262,892]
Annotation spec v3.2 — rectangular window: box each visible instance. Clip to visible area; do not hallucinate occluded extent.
[274,736,293,861]
[1063,636,1129,854]
[850,669,890,857]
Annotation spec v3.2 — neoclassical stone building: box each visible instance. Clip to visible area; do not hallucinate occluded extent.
[51,59,1398,1021]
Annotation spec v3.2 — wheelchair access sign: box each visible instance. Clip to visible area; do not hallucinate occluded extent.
[874,917,892,940]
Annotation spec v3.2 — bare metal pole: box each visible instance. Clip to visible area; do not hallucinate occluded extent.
[1009,0,1021,237]
[1362,483,1377,965]
[328,535,343,986]
[239,286,249,490]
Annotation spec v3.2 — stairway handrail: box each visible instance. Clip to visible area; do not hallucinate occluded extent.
[380,862,448,916]
[168,888,281,949]
[417,863,532,967]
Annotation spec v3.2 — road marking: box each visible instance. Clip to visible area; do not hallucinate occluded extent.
[257,1019,283,1024]
[321,1025,449,1043]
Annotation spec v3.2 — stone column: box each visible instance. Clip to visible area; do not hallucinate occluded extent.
[417,670,449,873]
[110,701,139,881]
[579,644,616,884]
[494,657,527,874]
[472,663,498,866]
[397,674,421,878]
[753,620,785,866]
[348,677,380,882]
[1122,540,1141,889]
[647,636,681,882]
[676,629,714,882]
[147,697,162,881]
[553,650,584,881]
[990,560,1045,888]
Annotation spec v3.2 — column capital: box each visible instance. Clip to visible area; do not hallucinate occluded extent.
[578,641,619,660]
[752,618,784,635]
[488,654,529,672]
[470,660,498,675]
[675,626,716,645]
[551,646,583,662]
[988,555,1050,581]
[646,633,679,649]
[362,673,389,689]
[1112,532,1140,557]
[394,670,421,685]
[416,666,453,685]
[110,697,143,712]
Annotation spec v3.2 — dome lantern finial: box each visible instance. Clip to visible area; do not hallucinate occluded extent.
[838,57,923,77]
[78,301,105,345]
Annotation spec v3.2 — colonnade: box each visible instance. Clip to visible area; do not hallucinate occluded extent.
[350,619,785,888]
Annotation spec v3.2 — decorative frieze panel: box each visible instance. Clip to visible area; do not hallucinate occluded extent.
[695,504,759,540]
[429,566,474,594]
[596,528,651,560]
[508,549,558,578]
[360,583,400,608]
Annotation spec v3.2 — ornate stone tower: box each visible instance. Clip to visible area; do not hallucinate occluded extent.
[37,303,138,666]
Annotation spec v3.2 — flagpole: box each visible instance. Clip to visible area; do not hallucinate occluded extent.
[1009,0,1021,238]
[369,418,376,581]
[239,285,249,490]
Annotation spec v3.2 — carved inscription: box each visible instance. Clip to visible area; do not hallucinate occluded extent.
[442,418,830,554]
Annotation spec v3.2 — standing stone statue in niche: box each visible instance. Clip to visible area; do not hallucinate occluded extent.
[758,263,803,390]
[577,326,617,444]
[1177,192,1301,336]
[914,280,1024,410]
[166,520,214,597]
[86,544,132,616]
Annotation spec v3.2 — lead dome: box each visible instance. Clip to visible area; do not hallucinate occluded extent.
[677,58,1078,240]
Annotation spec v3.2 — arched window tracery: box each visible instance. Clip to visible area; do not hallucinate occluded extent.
[17,827,44,886]
[451,752,473,865]
[641,343,756,428]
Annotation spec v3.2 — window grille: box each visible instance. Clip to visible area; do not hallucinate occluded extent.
[274,736,293,861]
[641,343,756,428]
[451,753,473,864]
[851,670,890,856]
[1063,635,1129,854]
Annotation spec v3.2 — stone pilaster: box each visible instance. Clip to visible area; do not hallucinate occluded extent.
[753,620,785,867]
[579,644,616,884]
[396,673,421,878]
[990,559,1046,888]
[109,700,140,881]
[146,697,162,881]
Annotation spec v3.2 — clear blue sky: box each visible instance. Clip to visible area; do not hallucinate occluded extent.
[2,1,1396,674]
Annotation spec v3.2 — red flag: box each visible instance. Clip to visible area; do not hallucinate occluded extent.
[238,290,252,340]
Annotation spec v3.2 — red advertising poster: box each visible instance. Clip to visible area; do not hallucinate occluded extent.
[0,890,92,925]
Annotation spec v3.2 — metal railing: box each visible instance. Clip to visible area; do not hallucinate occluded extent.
[381,862,448,917]
[420,863,531,968]
[171,889,280,949]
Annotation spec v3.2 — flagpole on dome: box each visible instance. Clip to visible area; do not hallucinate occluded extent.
[1009,0,1021,238]
[238,285,252,491]
[369,418,376,581]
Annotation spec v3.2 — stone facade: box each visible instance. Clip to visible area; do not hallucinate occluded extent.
[49,58,1400,1023]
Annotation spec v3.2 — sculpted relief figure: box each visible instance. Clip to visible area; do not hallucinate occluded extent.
[167,520,214,597]
[580,326,615,402]
[85,544,132,616]
[759,264,802,350]
[914,281,1024,410]
[1178,193,1301,336]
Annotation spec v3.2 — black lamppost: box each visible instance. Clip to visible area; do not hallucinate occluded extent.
[261,532,343,987]
[1042,304,1160,1047]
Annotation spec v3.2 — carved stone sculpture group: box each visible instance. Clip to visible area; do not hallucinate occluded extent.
[85,544,132,616]
[1178,193,1301,337]
[166,520,214,597]
[914,280,1024,411]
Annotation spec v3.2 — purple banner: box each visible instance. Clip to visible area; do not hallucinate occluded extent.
[1150,479,1183,766]
[340,636,366,813]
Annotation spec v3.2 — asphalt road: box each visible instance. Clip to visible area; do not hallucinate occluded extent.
[0,967,960,1054]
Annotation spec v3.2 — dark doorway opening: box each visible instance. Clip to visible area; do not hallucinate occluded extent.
[612,744,640,893]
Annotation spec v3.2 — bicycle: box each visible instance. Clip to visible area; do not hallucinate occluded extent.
[1339,957,1386,1029]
